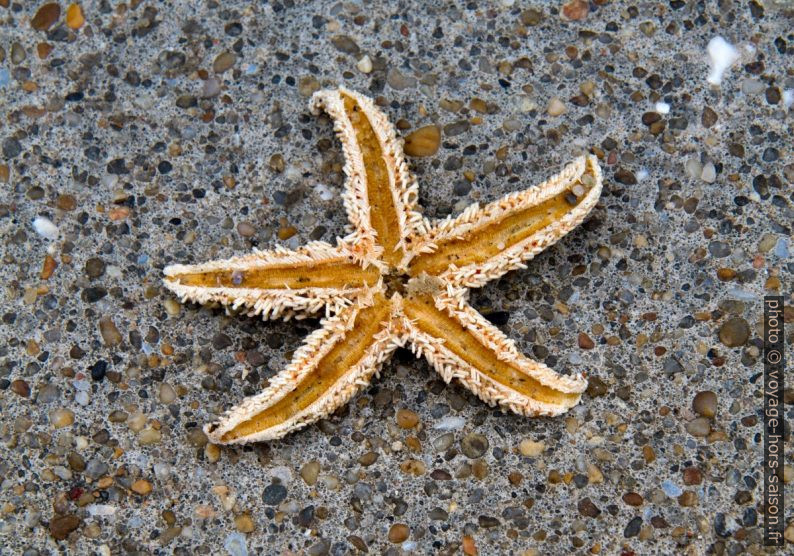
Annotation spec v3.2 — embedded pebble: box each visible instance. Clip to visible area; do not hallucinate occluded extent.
[460,433,489,459]
[403,125,441,157]
[388,523,410,543]
[718,317,750,347]
[50,408,75,428]
[518,439,545,457]
[396,408,419,429]
[356,55,373,74]
[32,217,59,240]
[131,479,153,495]
[692,391,718,418]
[547,97,566,116]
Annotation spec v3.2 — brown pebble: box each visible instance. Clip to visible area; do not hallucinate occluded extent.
[67,452,86,472]
[84,257,105,279]
[388,523,410,543]
[586,376,608,397]
[213,51,236,73]
[677,490,698,507]
[718,317,750,347]
[269,154,285,173]
[578,332,595,349]
[716,268,736,281]
[31,3,61,31]
[701,106,718,128]
[49,514,81,540]
[11,379,30,398]
[396,408,419,429]
[692,390,718,418]
[562,0,588,20]
[472,459,489,479]
[98,317,122,347]
[358,451,378,466]
[508,471,523,485]
[577,497,601,518]
[462,534,478,556]
[403,125,441,157]
[682,467,703,485]
[622,492,643,506]
[298,76,320,97]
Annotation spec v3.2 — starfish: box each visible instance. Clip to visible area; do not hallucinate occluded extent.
[163,87,603,444]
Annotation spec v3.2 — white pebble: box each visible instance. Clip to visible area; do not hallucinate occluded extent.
[32,216,59,240]
[87,504,118,517]
[224,532,248,556]
[654,101,670,114]
[684,158,702,179]
[706,37,739,85]
[701,162,716,183]
[783,89,794,109]
[75,390,90,406]
[432,416,466,430]
[314,183,334,202]
[153,463,172,481]
[636,169,649,181]
[269,465,292,485]
[356,55,373,74]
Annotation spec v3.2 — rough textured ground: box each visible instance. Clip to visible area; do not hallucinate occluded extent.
[1,1,793,554]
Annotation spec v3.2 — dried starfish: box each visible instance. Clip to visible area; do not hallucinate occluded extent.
[164,87,603,444]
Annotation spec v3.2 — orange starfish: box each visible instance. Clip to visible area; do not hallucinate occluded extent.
[164,88,602,444]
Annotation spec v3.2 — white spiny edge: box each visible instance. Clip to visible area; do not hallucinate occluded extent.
[164,281,360,321]
[415,155,601,263]
[438,155,602,288]
[334,86,429,260]
[163,241,372,320]
[435,290,587,393]
[401,294,586,417]
[204,295,402,444]
[312,87,427,270]
[310,89,385,271]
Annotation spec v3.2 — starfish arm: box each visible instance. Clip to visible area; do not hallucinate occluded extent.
[401,292,587,417]
[409,155,602,289]
[310,87,426,269]
[163,241,380,320]
[204,292,400,444]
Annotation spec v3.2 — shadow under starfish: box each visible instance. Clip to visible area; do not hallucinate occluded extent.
[163,87,603,444]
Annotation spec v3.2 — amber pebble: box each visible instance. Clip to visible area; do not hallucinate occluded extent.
[41,254,57,280]
[403,125,440,157]
[388,523,409,543]
[395,408,419,429]
[66,3,84,29]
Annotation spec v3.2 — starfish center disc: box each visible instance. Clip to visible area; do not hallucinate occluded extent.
[383,270,410,298]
